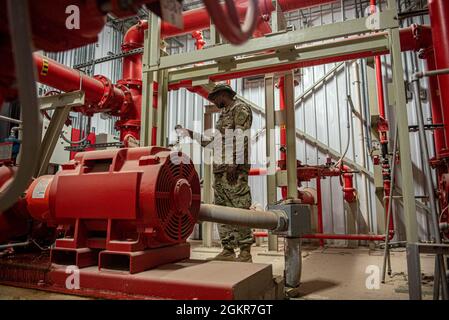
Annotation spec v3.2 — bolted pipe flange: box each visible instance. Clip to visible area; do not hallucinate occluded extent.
[115,82,134,116]
[94,74,115,110]
[117,79,143,90]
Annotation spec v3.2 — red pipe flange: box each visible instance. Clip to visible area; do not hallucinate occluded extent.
[93,75,116,111]
[115,82,134,116]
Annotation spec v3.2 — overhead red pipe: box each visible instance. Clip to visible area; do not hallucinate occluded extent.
[161,0,337,38]
[429,0,449,151]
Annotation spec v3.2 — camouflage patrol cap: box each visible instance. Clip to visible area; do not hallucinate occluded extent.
[208,83,236,100]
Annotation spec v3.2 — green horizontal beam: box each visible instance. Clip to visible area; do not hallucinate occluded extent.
[148,11,396,72]
[168,36,389,84]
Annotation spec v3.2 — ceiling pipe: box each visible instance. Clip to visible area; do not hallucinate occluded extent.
[160,0,338,38]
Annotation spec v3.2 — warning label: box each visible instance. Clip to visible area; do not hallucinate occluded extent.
[41,59,49,76]
[32,177,52,199]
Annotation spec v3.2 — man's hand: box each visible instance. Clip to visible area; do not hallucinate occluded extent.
[175,125,193,139]
[226,165,239,185]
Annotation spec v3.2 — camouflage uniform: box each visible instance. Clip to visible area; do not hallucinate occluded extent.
[211,97,254,250]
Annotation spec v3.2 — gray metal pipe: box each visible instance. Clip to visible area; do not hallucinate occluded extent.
[198,204,287,231]
[285,238,301,289]
[414,68,449,79]
[0,241,29,250]
[0,115,22,125]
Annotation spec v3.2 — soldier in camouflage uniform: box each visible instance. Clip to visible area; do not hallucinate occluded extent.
[176,84,254,262]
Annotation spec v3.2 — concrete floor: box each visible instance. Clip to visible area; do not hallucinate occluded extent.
[190,241,436,300]
[0,241,437,300]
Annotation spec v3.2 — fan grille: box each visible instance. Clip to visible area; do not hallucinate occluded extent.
[155,153,201,243]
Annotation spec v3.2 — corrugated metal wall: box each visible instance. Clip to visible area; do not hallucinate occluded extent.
[43,0,432,242]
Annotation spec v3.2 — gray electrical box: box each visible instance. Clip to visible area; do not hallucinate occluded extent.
[269,203,311,237]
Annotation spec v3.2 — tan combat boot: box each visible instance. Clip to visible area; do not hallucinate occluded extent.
[210,247,236,261]
[236,245,252,263]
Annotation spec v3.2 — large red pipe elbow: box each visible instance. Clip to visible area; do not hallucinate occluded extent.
[122,20,148,81]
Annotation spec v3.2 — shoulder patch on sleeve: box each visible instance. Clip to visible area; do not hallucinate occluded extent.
[235,105,251,127]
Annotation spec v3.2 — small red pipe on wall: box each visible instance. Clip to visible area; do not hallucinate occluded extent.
[341,165,356,204]
[316,176,324,246]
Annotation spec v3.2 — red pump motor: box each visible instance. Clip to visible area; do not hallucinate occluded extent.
[25,147,201,273]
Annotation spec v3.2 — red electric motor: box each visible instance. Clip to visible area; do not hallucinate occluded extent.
[25,147,201,273]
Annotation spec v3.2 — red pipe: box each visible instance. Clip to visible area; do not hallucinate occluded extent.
[383,179,395,234]
[341,165,356,203]
[370,0,386,121]
[375,56,386,119]
[316,176,324,246]
[421,48,446,156]
[120,20,157,142]
[161,0,336,38]
[122,20,148,81]
[278,76,288,199]
[429,0,449,151]
[34,54,124,110]
[191,31,206,50]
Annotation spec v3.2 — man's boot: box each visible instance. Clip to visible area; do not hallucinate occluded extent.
[236,245,252,262]
[209,247,236,261]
